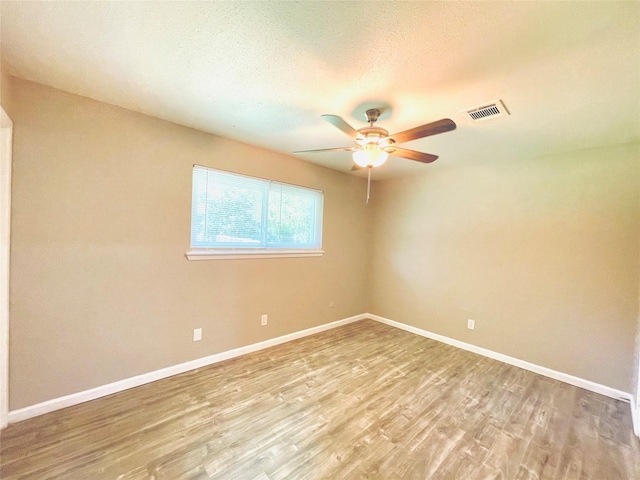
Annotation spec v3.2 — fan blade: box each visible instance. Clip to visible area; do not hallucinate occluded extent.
[294,146,356,154]
[351,164,363,171]
[321,114,360,139]
[389,118,456,144]
[389,147,439,164]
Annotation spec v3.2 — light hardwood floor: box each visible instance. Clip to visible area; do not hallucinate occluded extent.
[1,320,639,479]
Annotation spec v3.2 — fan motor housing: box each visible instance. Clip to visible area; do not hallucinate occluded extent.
[357,126,389,140]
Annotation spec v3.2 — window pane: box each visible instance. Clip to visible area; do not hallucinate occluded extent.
[268,184,317,247]
[267,185,283,244]
[191,167,267,247]
[191,165,323,250]
[204,178,264,245]
[191,167,209,246]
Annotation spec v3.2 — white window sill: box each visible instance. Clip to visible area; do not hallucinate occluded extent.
[185,250,325,260]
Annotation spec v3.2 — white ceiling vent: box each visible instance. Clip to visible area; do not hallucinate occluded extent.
[464,100,510,122]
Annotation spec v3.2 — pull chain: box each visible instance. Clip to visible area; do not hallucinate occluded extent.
[366,166,372,205]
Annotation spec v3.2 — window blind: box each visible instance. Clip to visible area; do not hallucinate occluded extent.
[190,165,323,250]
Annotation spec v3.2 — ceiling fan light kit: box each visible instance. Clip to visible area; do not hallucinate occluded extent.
[295,108,456,169]
[294,107,457,203]
[353,144,389,168]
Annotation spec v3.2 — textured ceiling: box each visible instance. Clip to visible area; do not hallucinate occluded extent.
[1,1,639,179]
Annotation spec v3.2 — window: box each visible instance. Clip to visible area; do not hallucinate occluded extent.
[187,165,324,259]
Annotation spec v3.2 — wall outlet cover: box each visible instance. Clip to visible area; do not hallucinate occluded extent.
[193,328,202,341]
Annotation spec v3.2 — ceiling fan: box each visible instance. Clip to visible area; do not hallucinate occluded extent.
[294,108,457,170]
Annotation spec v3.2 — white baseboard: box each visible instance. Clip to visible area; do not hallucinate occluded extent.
[7,313,367,424]
[7,312,636,431]
[367,313,633,403]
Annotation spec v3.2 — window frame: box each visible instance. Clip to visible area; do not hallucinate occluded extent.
[186,165,325,260]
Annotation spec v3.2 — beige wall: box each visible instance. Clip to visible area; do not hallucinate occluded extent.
[1,65,10,111]
[8,78,370,409]
[369,145,640,392]
[7,75,640,410]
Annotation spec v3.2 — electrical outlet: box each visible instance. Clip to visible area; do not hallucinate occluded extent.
[467,319,475,330]
[261,314,268,326]
[193,328,202,341]
[330,302,335,309]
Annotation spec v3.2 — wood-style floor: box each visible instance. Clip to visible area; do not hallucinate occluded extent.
[1,320,639,479]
